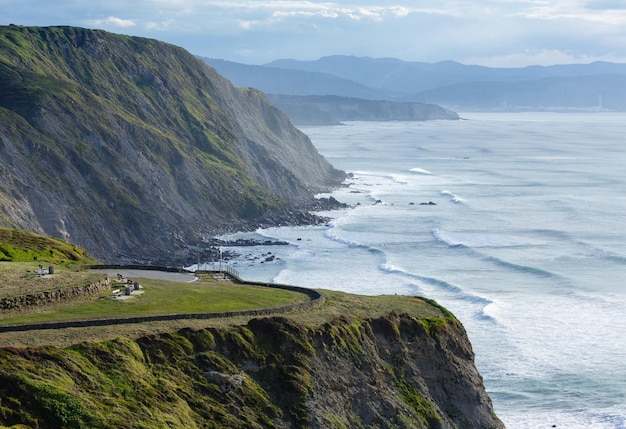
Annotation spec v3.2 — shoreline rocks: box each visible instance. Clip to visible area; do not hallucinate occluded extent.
[113,196,350,267]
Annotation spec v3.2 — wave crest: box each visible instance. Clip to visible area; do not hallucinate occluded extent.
[379,263,493,307]
[441,190,465,203]
[410,167,433,175]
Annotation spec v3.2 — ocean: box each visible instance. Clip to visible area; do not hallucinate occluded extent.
[213,113,626,428]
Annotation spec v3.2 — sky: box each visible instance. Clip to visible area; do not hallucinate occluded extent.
[2,0,626,67]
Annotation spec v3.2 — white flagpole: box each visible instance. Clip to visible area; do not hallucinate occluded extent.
[219,246,223,276]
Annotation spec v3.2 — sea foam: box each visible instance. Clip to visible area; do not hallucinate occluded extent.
[410,167,433,175]
[440,189,465,203]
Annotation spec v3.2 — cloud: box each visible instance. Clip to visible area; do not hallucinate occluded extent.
[584,0,626,10]
[513,1,626,24]
[3,0,626,66]
[86,16,136,28]
[145,20,175,31]
[202,1,447,24]
[463,49,616,68]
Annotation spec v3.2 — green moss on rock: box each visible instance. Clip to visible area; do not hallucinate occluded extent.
[0,309,503,428]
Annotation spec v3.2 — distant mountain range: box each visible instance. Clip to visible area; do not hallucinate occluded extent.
[203,56,626,112]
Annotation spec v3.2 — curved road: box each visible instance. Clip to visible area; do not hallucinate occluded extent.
[91,269,198,283]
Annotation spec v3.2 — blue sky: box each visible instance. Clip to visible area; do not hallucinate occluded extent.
[2,0,626,67]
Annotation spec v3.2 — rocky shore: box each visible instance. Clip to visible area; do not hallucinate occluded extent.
[119,196,350,267]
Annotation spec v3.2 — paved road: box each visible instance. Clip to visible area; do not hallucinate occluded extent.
[91,269,198,283]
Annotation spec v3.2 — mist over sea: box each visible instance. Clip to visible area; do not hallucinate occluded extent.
[216,113,626,428]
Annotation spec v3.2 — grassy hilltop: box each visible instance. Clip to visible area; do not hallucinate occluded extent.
[0,227,97,264]
[0,228,442,346]
[0,229,504,428]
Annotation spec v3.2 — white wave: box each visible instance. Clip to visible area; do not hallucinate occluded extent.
[254,228,276,239]
[432,228,460,247]
[480,300,505,323]
[410,167,433,175]
[389,174,409,185]
[500,406,626,429]
[440,189,465,203]
[379,262,403,274]
[379,263,493,308]
[323,228,363,248]
[432,228,540,248]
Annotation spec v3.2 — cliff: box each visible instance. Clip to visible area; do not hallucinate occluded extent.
[267,94,460,125]
[0,25,345,264]
[0,310,504,428]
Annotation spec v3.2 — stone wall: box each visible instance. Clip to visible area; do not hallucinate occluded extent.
[0,278,110,311]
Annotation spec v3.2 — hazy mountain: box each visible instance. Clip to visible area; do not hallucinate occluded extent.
[0,25,345,263]
[266,56,480,94]
[201,58,390,99]
[201,57,460,123]
[262,55,626,111]
[410,74,626,111]
[267,55,626,93]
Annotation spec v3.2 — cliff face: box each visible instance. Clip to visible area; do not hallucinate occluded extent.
[0,313,504,428]
[267,94,460,125]
[0,25,345,263]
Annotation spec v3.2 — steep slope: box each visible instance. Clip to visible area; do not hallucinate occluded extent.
[0,227,97,264]
[268,94,460,125]
[0,25,345,263]
[0,311,504,428]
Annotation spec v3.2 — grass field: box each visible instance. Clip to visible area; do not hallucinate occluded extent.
[0,273,309,326]
[0,262,104,298]
[0,230,450,349]
[0,227,98,264]
[0,263,446,348]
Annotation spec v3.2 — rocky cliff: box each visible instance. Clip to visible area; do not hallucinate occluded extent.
[267,94,460,125]
[0,25,345,264]
[0,311,504,429]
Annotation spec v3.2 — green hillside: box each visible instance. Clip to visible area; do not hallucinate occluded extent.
[0,25,344,264]
[0,227,97,265]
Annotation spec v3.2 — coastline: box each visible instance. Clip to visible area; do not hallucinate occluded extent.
[120,195,351,268]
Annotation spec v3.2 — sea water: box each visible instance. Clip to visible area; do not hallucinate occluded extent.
[215,113,626,428]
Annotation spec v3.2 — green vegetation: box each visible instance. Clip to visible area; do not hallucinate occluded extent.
[0,266,488,429]
[0,26,500,429]
[0,228,307,333]
[394,376,443,429]
[0,228,103,311]
[0,24,287,229]
[0,228,97,265]
[0,289,446,349]
[0,276,308,326]
[0,302,468,429]
[0,24,345,265]
[0,262,103,299]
